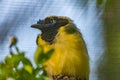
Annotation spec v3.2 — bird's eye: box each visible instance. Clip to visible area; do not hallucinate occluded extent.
[49,19,53,23]
[45,18,55,24]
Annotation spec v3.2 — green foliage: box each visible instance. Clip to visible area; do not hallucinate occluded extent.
[97,0,103,5]
[34,46,54,64]
[0,37,53,80]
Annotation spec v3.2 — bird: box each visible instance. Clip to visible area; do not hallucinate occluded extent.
[31,16,89,80]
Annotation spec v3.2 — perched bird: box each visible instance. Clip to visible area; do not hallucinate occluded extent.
[31,16,89,80]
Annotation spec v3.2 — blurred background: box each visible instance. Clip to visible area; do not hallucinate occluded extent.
[0,0,120,80]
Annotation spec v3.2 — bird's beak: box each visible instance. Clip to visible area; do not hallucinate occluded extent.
[31,24,39,28]
[31,19,46,30]
[31,24,45,30]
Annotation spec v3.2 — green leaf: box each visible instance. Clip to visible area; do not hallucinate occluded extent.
[22,58,32,67]
[24,65,33,74]
[43,49,54,62]
[36,48,54,64]
[43,76,53,80]
[34,46,43,64]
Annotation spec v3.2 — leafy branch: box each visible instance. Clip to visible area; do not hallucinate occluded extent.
[0,36,53,80]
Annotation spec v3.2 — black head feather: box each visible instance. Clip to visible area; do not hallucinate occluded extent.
[32,16,69,44]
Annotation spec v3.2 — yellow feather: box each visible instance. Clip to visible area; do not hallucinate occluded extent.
[37,24,89,79]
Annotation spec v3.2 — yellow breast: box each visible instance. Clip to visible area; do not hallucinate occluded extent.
[37,27,89,79]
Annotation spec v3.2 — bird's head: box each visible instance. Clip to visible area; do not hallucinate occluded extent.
[31,16,77,44]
